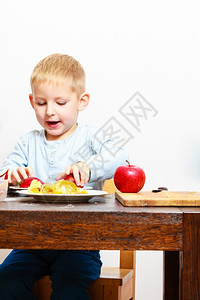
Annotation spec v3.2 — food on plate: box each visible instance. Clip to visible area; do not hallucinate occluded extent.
[114,160,146,193]
[20,177,44,188]
[59,174,76,183]
[27,179,43,193]
[58,173,83,187]
[28,179,87,195]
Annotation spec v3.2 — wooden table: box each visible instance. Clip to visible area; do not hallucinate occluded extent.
[0,193,199,300]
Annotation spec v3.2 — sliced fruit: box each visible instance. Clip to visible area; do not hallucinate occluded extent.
[20,177,44,188]
[28,179,43,193]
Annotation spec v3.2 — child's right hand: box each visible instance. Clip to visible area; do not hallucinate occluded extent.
[9,166,34,185]
[55,162,90,187]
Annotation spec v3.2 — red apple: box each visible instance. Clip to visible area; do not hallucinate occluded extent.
[19,177,44,188]
[114,160,146,193]
[59,174,76,183]
[58,174,83,187]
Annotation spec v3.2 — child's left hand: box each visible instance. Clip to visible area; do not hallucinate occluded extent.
[56,162,91,187]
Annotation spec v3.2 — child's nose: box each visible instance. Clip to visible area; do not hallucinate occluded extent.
[46,104,55,116]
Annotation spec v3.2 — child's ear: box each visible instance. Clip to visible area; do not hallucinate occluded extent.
[29,94,35,109]
[78,93,90,111]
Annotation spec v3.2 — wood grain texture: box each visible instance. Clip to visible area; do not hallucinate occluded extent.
[2,194,200,299]
[181,211,200,300]
[0,196,182,250]
[115,191,200,206]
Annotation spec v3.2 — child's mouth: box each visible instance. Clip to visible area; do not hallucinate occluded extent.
[46,121,60,128]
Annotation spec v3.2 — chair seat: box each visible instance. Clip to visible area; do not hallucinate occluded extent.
[89,267,134,300]
[34,267,134,300]
[97,267,134,286]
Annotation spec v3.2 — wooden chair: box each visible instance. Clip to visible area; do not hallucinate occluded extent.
[33,179,136,300]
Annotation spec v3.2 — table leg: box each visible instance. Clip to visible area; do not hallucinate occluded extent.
[163,251,180,300]
[181,213,200,300]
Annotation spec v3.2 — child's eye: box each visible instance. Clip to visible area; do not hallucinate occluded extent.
[57,102,67,106]
[36,102,46,106]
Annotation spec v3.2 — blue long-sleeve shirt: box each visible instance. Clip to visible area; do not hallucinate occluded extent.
[0,124,129,189]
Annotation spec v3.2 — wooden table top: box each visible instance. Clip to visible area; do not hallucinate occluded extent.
[0,193,184,212]
[1,193,200,300]
[0,193,186,251]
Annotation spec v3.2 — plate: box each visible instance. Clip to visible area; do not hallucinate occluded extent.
[16,190,108,203]
[9,185,93,191]
[9,186,28,191]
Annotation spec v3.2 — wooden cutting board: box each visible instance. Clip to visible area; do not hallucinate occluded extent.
[115,191,200,206]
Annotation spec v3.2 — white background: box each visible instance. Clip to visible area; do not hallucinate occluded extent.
[0,1,200,299]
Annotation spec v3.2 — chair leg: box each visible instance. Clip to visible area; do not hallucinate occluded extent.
[119,278,134,300]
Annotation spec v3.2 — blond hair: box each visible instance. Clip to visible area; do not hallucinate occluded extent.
[30,53,86,96]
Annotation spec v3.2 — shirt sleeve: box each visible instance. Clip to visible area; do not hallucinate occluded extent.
[86,128,129,182]
[0,136,28,174]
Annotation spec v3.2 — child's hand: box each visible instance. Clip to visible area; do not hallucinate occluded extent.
[9,166,34,185]
[56,162,91,187]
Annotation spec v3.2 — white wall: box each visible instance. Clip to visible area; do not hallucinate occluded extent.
[1,1,200,299]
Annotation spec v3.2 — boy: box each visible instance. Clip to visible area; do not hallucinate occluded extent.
[0,53,128,299]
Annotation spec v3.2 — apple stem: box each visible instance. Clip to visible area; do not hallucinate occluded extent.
[126,160,131,167]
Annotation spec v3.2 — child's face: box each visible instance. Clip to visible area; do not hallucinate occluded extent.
[29,80,89,140]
